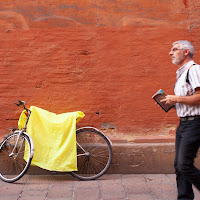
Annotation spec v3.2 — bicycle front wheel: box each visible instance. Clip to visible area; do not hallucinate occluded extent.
[70,127,112,180]
[0,132,32,183]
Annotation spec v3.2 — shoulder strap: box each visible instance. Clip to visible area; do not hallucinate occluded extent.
[186,63,196,84]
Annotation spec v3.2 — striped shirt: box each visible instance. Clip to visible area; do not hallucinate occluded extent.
[174,60,200,117]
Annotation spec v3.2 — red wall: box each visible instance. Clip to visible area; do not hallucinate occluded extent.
[0,0,200,140]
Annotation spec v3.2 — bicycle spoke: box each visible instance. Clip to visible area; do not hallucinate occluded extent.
[86,144,109,155]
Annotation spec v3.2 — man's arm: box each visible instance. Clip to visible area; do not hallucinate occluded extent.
[162,88,200,106]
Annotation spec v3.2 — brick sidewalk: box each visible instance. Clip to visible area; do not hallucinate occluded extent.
[0,174,199,200]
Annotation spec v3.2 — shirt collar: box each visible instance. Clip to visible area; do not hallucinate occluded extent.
[176,60,194,78]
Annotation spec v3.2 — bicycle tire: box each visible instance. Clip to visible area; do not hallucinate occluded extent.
[70,127,112,180]
[0,132,32,183]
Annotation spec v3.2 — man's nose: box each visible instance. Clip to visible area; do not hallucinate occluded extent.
[169,50,173,56]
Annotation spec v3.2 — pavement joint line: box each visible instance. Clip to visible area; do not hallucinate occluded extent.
[45,176,51,200]
[97,179,102,200]
[167,174,176,187]
[17,177,27,200]
[144,175,157,200]
[72,179,77,200]
[121,174,129,200]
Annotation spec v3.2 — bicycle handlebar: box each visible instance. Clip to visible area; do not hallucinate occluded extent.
[16,100,25,106]
[14,100,28,111]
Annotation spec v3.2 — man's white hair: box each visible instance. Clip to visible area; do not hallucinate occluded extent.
[173,40,194,58]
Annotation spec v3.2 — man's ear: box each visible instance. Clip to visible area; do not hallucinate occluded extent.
[184,49,190,56]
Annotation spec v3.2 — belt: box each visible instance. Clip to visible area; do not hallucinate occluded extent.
[180,116,200,121]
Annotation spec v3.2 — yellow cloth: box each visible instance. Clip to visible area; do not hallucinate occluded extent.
[18,106,85,172]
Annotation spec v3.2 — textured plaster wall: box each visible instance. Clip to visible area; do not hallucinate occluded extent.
[0,0,200,139]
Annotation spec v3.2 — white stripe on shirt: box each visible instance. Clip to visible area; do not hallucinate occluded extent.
[174,60,200,117]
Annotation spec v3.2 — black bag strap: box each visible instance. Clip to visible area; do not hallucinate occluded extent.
[186,63,196,84]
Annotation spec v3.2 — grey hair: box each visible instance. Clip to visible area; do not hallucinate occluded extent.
[173,40,194,58]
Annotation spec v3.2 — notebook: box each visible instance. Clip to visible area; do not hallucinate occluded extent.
[152,89,175,112]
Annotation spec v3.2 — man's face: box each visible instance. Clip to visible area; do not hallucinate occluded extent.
[169,43,186,66]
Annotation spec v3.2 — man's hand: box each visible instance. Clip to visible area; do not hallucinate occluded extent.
[161,90,200,106]
[161,95,179,105]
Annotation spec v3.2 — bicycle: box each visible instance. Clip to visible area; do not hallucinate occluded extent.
[0,100,112,183]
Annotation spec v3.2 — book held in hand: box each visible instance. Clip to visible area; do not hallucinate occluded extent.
[152,89,175,112]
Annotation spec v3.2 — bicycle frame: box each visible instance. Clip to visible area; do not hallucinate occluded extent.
[11,130,34,159]
[9,107,34,159]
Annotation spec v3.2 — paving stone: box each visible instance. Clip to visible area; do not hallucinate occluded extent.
[149,183,177,200]
[19,190,47,200]
[166,174,176,185]
[47,185,73,199]
[74,180,99,189]
[23,175,51,191]
[74,188,100,200]
[0,183,24,196]
[24,182,49,191]
[0,196,22,200]
[47,198,68,200]
[124,181,151,194]
[122,174,151,194]
[100,182,126,199]
[122,174,146,183]
[127,193,155,200]
[28,175,51,183]
[145,174,172,184]
[50,175,74,188]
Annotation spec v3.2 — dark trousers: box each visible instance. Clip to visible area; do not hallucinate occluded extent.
[174,118,200,200]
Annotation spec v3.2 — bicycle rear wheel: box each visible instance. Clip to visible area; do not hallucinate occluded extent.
[0,132,32,183]
[70,127,112,180]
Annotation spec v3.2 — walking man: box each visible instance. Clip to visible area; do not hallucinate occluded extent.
[162,40,200,200]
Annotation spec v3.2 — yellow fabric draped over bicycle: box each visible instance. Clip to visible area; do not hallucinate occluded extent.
[18,106,85,172]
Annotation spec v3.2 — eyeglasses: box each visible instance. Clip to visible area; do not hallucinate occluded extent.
[171,48,185,52]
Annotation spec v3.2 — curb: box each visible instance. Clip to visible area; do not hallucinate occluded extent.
[109,135,175,143]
